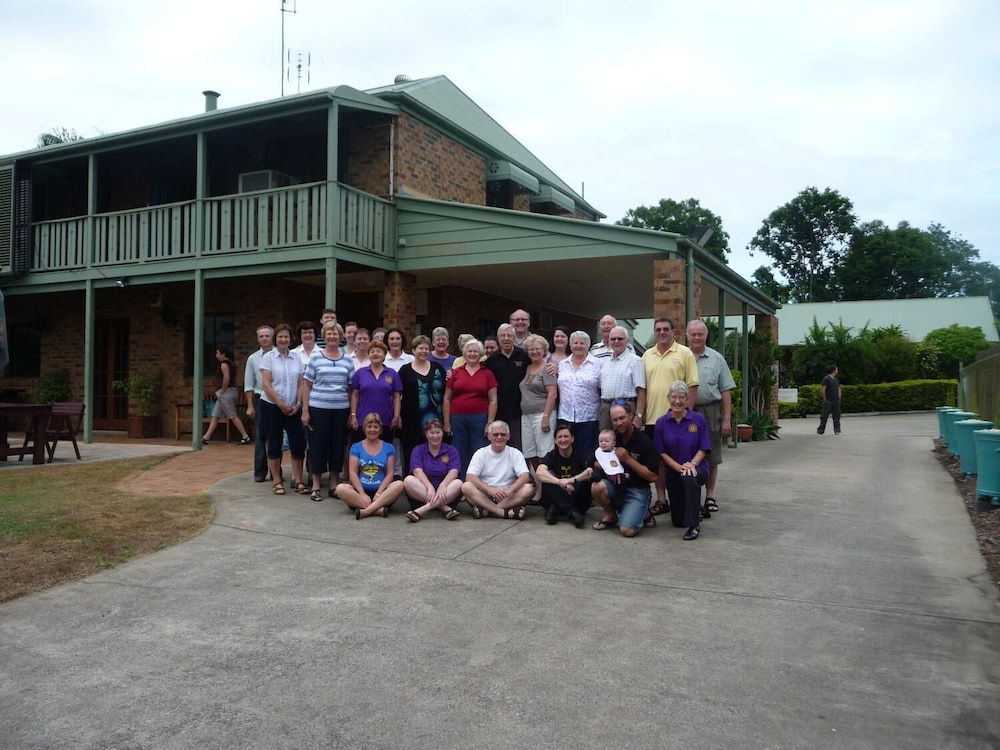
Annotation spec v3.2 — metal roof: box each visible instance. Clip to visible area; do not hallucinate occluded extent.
[776,297,998,345]
[365,76,605,219]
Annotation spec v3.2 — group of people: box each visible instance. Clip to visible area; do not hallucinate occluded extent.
[236,308,736,541]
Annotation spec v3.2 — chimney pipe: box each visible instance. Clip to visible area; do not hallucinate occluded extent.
[202,90,220,112]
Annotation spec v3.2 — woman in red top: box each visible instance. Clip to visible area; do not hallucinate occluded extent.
[443,338,498,475]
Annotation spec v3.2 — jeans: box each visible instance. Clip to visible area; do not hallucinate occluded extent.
[818,401,841,433]
[599,479,651,531]
[451,412,488,476]
[253,395,268,479]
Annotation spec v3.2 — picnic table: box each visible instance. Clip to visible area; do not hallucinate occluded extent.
[0,403,52,465]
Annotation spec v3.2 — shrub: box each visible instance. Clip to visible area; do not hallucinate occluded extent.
[923,324,989,378]
[790,379,956,414]
[34,369,72,403]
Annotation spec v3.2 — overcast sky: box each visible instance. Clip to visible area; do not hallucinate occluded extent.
[3,0,997,281]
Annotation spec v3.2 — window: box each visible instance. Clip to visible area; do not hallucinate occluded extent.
[5,321,42,377]
[185,314,235,377]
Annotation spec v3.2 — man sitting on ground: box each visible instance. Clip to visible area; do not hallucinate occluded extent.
[462,420,535,519]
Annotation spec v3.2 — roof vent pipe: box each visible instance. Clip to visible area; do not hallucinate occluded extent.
[202,90,220,112]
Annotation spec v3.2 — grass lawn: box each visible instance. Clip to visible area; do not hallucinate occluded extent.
[0,456,214,603]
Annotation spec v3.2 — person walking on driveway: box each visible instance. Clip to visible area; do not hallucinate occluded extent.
[817,364,841,435]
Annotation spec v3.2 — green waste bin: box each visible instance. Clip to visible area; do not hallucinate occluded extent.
[944,410,976,455]
[974,429,1000,504]
[937,406,960,440]
[955,419,994,475]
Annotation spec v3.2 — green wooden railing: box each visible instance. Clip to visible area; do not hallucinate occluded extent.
[29,182,395,271]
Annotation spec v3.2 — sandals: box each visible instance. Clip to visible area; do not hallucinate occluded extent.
[310,490,323,502]
[643,512,657,528]
[472,506,484,519]
[239,436,252,445]
[406,510,422,523]
[649,499,669,516]
[444,508,460,520]
[272,483,285,495]
[503,506,526,520]
[592,516,617,531]
[705,497,720,513]
[294,482,310,495]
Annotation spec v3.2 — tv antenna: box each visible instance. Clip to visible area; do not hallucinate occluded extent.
[280,0,296,96]
[287,50,311,94]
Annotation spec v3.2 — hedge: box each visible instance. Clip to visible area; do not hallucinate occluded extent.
[778,379,958,418]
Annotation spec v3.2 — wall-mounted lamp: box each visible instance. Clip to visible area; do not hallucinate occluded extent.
[116,277,129,288]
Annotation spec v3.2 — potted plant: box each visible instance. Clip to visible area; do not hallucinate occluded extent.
[112,371,162,438]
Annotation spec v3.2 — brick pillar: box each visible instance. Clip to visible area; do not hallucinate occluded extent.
[653,259,688,343]
[383,272,417,334]
[755,313,780,422]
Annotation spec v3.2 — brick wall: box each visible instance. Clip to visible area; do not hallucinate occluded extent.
[652,259,689,344]
[394,113,485,205]
[343,120,392,198]
[755,313,780,421]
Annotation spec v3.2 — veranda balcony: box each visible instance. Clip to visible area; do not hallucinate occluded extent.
[29,182,395,272]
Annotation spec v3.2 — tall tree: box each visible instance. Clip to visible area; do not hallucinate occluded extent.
[748,187,856,302]
[617,197,731,263]
[751,266,791,303]
[837,220,946,300]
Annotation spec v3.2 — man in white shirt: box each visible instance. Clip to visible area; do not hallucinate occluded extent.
[462,420,534,518]
[590,314,634,360]
[598,326,646,430]
[244,325,274,482]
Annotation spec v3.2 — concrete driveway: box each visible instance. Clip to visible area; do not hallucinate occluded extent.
[2,413,998,749]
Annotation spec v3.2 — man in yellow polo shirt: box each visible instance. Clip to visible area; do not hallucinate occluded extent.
[642,317,699,515]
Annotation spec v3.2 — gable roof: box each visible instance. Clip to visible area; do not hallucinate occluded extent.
[365,76,604,219]
[777,297,998,346]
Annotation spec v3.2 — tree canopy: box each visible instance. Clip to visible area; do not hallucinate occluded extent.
[748,187,856,302]
[617,197,730,263]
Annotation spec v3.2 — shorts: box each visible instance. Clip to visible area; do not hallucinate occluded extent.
[520,412,555,459]
[695,400,723,466]
[212,387,240,419]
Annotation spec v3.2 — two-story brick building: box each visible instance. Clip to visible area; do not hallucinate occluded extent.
[0,75,777,440]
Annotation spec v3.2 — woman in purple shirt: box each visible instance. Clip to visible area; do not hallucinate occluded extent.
[402,419,463,521]
[654,380,711,541]
[349,340,402,444]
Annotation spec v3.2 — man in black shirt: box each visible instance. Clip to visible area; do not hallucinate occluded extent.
[591,402,659,537]
[817,364,841,435]
[485,323,529,449]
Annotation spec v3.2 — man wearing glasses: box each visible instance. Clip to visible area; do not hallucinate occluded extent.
[461,421,535,518]
[590,314,634,360]
[509,309,532,349]
[598,326,646,431]
[642,317,699,515]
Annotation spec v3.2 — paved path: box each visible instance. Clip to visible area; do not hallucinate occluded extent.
[2,414,999,749]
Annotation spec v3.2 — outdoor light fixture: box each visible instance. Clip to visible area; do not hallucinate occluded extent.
[116,278,128,288]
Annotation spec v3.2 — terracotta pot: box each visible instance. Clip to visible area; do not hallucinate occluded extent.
[737,424,753,442]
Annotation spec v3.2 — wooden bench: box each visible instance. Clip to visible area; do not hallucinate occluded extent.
[20,401,84,463]
[174,403,232,442]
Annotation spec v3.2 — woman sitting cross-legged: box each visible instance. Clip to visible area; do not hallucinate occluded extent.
[402,418,463,521]
[335,413,406,518]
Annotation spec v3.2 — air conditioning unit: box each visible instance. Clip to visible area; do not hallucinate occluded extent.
[238,170,297,193]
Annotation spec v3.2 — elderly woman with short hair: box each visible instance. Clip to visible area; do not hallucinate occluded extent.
[519,333,558,495]
[654,380,711,541]
[398,334,447,472]
[429,326,456,370]
[443,337,498,475]
[556,331,602,454]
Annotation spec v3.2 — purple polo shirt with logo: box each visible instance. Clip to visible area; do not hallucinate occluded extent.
[351,366,403,425]
[654,409,712,467]
[409,442,462,487]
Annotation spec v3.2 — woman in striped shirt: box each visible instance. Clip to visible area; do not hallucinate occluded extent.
[301,322,354,502]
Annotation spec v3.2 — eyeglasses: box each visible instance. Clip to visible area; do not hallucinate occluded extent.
[489,432,509,437]
[654,328,671,333]
[609,337,626,342]
[511,317,529,322]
